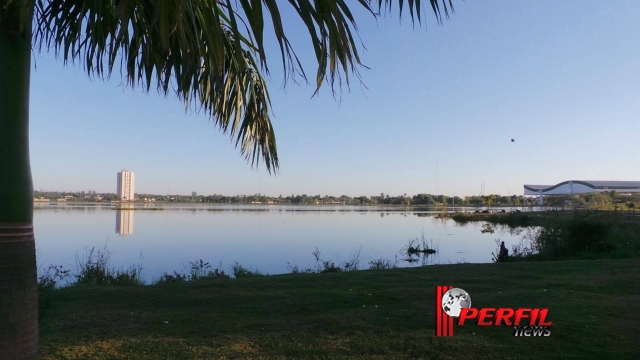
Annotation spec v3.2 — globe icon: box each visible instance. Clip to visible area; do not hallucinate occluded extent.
[441,288,472,317]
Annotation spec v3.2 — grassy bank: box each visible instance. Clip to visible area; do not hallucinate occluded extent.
[443,210,640,261]
[39,258,639,359]
[446,209,640,227]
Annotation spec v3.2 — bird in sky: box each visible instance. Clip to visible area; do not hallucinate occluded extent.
[511,139,515,142]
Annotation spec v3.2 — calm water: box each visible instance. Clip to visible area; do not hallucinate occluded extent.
[34,204,527,282]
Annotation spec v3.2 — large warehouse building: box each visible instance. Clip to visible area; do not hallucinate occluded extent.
[524,180,640,205]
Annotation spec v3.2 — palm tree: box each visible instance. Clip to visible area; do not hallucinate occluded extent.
[0,0,453,358]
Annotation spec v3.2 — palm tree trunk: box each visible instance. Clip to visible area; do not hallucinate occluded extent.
[0,1,38,359]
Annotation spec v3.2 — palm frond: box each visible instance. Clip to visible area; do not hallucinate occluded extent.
[33,0,453,172]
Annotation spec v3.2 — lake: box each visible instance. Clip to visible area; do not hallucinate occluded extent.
[34,204,529,283]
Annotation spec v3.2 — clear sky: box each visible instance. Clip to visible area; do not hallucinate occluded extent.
[29,1,640,198]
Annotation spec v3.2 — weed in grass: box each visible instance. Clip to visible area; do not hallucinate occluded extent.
[74,246,110,285]
[312,248,343,273]
[110,266,144,285]
[286,262,313,274]
[187,259,212,280]
[288,247,365,274]
[341,246,362,271]
[73,246,144,286]
[320,261,342,273]
[156,260,230,283]
[156,271,188,283]
[187,260,230,280]
[38,264,71,292]
[368,256,398,270]
[231,262,265,278]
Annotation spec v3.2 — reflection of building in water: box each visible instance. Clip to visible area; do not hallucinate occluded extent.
[115,210,134,236]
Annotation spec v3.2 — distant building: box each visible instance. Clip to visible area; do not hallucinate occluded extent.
[524,180,640,206]
[117,169,135,201]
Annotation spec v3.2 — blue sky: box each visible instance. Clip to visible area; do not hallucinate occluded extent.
[29,1,640,197]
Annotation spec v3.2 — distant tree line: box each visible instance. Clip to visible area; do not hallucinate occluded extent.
[34,190,119,201]
[32,190,640,208]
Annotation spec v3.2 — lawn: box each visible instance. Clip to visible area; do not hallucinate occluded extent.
[39,258,640,359]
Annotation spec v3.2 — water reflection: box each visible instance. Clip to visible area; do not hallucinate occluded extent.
[34,204,530,282]
[401,251,439,266]
[115,204,134,236]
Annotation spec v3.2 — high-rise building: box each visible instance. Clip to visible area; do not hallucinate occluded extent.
[117,169,135,201]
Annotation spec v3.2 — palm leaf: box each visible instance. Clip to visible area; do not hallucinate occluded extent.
[34,0,454,173]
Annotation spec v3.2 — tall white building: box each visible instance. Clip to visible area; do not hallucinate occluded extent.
[117,169,135,201]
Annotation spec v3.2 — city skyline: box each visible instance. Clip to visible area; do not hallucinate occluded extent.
[28,1,640,197]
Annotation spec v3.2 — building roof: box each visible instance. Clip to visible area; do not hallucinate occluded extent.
[524,180,640,194]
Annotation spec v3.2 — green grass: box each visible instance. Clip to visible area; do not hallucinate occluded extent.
[39,258,640,359]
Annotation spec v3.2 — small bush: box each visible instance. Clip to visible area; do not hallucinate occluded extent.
[38,264,71,292]
[484,212,637,262]
[187,260,230,280]
[231,262,265,278]
[156,260,230,283]
[312,248,344,273]
[157,271,188,283]
[319,260,342,273]
[342,246,361,271]
[110,265,144,286]
[73,247,144,286]
[368,257,397,270]
[286,262,313,274]
[204,268,231,280]
[526,218,616,260]
[187,259,211,281]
